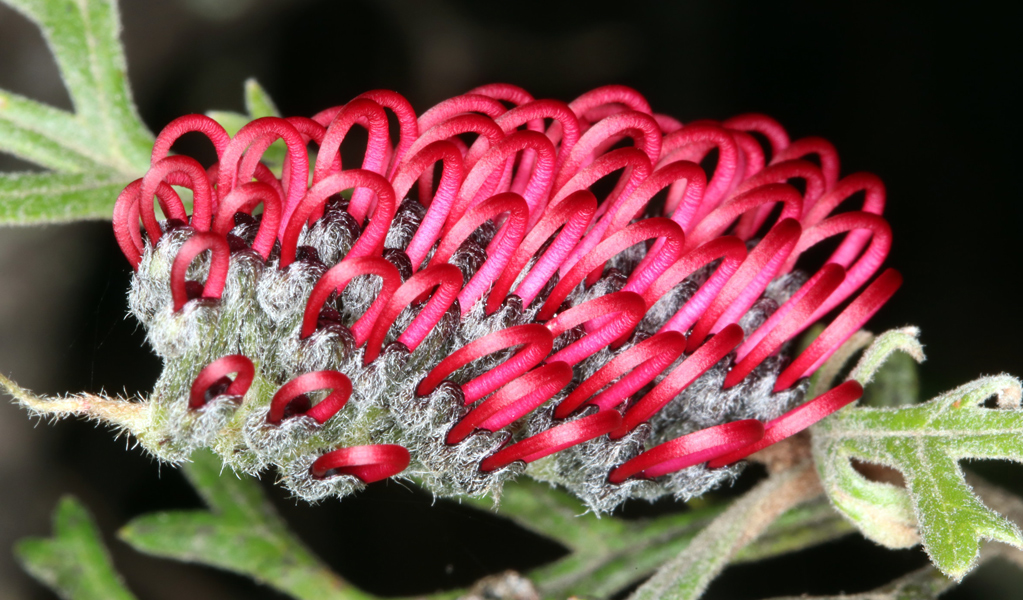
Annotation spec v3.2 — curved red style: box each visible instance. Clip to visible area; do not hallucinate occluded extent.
[189,355,255,410]
[124,84,900,489]
[311,445,411,484]
[267,370,352,425]
[170,232,231,312]
[609,420,765,483]
[707,380,863,468]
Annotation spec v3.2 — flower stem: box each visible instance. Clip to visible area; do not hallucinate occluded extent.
[628,461,823,600]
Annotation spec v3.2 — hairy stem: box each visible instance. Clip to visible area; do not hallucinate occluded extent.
[628,461,823,600]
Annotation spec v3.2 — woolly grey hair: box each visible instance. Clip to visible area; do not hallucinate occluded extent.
[123,199,809,514]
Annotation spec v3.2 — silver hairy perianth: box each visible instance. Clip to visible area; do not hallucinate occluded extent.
[124,197,808,513]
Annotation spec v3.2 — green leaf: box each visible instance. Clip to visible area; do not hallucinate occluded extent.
[0,0,154,225]
[0,170,136,224]
[815,329,1023,580]
[849,326,926,386]
[3,0,152,174]
[861,349,921,408]
[15,496,136,600]
[244,78,281,119]
[119,449,370,600]
[0,91,105,172]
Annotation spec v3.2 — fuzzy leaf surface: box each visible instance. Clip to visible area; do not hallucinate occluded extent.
[244,78,281,119]
[15,496,136,600]
[118,450,369,600]
[0,0,152,225]
[0,170,137,223]
[815,328,1023,580]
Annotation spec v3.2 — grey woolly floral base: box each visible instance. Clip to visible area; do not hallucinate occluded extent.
[120,198,809,512]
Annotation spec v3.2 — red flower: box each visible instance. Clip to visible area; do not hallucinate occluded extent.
[112,83,900,509]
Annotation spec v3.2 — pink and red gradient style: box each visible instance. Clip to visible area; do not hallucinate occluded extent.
[114,84,899,485]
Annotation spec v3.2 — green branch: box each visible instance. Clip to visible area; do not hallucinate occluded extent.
[479,472,852,599]
[628,462,823,600]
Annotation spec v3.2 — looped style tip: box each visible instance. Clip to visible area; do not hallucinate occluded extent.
[112,83,900,510]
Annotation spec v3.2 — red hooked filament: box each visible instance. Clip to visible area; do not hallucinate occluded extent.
[430,192,529,312]
[212,182,282,259]
[390,141,464,270]
[608,160,707,234]
[280,169,397,267]
[113,179,183,269]
[773,136,840,191]
[447,362,573,445]
[311,444,411,483]
[170,232,231,312]
[707,380,863,468]
[569,85,653,125]
[151,114,230,165]
[189,355,255,409]
[313,99,391,223]
[480,409,623,472]
[136,160,198,243]
[609,419,765,483]
[783,211,892,324]
[722,113,790,159]
[457,130,557,225]
[538,219,684,322]
[217,117,309,232]
[613,324,745,439]
[268,370,352,425]
[545,292,647,365]
[124,85,902,486]
[556,111,661,192]
[555,331,687,419]
[486,189,597,314]
[726,263,847,389]
[355,90,420,178]
[686,219,801,351]
[417,324,553,404]
[658,123,740,222]
[301,256,402,345]
[775,269,903,391]
[642,236,747,336]
[363,264,463,365]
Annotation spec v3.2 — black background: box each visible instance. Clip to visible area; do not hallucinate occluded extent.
[1,0,1022,598]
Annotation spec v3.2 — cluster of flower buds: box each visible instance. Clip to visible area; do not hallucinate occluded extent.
[111,83,899,511]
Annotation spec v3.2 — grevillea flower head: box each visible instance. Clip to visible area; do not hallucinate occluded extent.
[82,83,898,511]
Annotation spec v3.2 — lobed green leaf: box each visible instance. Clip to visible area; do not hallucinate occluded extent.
[15,496,136,600]
[0,90,105,172]
[815,328,1023,580]
[0,0,154,226]
[4,0,152,174]
[119,450,370,600]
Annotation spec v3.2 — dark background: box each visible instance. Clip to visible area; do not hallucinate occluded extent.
[2,0,1023,598]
